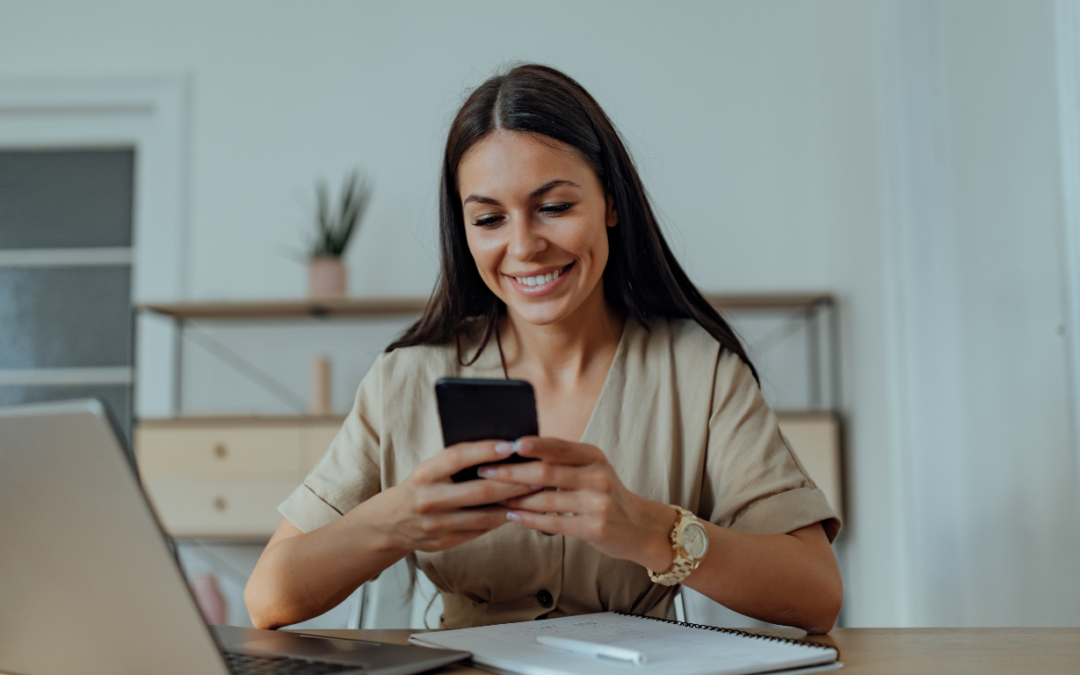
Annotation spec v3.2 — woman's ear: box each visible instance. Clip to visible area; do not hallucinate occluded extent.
[606,195,618,228]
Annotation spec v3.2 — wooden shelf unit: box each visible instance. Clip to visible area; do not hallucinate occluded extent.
[137,414,347,428]
[136,415,345,539]
[137,292,833,321]
[138,297,428,320]
[135,292,843,539]
[137,291,839,420]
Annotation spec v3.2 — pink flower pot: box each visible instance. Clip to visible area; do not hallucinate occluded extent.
[190,573,227,625]
[308,257,347,298]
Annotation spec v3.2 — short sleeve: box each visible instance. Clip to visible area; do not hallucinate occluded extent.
[702,351,841,542]
[278,354,385,533]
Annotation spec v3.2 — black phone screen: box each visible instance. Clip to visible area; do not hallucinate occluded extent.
[435,377,540,482]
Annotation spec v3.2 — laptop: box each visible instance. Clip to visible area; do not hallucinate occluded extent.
[0,399,470,675]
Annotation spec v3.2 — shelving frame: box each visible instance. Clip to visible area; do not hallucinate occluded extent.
[138,293,839,418]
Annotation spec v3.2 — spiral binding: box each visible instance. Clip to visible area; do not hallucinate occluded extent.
[614,612,840,658]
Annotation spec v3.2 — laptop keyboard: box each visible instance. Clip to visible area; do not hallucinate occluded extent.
[223,651,357,674]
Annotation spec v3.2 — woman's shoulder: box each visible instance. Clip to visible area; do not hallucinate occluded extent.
[635,316,721,357]
[374,340,463,381]
[371,324,502,393]
[635,316,752,383]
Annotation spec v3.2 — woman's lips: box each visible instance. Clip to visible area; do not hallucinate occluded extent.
[505,263,574,297]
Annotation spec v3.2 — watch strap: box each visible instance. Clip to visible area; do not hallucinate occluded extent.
[647,505,705,586]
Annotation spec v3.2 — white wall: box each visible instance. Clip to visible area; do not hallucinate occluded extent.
[2,0,1077,627]
[874,0,1080,626]
[0,0,878,298]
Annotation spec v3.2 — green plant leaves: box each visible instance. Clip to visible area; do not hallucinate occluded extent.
[308,169,372,258]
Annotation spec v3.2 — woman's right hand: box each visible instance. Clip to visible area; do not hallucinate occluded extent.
[246,440,534,629]
[370,440,538,553]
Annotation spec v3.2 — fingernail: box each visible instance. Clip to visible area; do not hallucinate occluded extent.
[495,442,514,456]
[516,439,533,454]
[478,467,497,478]
[506,511,522,522]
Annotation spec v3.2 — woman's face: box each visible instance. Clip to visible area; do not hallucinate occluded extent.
[457,131,616,327]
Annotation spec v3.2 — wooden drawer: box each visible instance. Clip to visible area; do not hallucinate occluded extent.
[136,424,303,479]
[776,412,844,519]
[141,477,299,538]
[134,417,346,538]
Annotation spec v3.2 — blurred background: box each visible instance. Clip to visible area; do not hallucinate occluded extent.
[2,0,1079,630]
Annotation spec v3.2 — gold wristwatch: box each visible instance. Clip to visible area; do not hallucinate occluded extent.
[647,505,709,586]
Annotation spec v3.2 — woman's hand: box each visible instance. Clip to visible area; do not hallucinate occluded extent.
[246,441,536,630]
[479,437,678,572]
[372,440,540,554]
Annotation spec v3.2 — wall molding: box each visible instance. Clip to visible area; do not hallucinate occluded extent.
[1054,0,1080,518]
[0,76,191,417]
[0,367,134,387]
[0,247,133,267]
[0,76,189,301]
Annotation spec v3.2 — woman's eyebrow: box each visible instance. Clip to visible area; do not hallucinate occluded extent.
[529,179,580,199]
[462,180,580,207]
[463,194,501,206]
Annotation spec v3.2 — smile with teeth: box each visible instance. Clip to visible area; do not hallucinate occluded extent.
[510,264,572,287]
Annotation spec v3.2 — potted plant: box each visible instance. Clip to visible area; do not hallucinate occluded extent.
[306,170,372,298]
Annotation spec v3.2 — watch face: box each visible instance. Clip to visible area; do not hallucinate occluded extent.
[682,522,709,559]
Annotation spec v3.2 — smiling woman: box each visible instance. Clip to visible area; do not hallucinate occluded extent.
[460,134,615,328]
[245,65,842,634]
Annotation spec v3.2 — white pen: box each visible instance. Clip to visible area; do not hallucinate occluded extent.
[536,635,647,666]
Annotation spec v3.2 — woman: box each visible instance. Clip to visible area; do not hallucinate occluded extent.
[245,64,842,633]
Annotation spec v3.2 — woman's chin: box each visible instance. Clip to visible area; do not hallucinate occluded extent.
[505,303,572,327]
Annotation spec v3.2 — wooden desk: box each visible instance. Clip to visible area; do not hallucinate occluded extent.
[299,627,1080,675]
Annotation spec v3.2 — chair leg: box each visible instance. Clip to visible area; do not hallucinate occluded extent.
[674,587,687,622]
[347,583,366,630]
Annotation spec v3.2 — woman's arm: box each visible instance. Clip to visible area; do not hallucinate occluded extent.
[490,438,843,634]
[680,521,841,634]
[245,500,402,630]
[244,441,537,629]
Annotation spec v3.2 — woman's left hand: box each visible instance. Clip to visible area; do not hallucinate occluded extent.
[478,437,678,572]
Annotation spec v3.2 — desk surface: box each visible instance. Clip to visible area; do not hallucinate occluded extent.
[300,626,1080,675]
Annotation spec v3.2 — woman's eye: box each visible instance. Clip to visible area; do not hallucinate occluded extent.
[471,214,503,227]
[539,202,573,215]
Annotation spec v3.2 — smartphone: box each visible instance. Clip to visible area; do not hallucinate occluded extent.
[435,377,540,482]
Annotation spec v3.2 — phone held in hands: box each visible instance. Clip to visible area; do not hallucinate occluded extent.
[435,378,540,482]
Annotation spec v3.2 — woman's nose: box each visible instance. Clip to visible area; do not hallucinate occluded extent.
[507,217,546,261]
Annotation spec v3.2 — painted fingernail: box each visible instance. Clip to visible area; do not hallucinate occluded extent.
[506,511,522,522]
[516,439,533,454]
[495,442,514,456]
[478,467,498,479]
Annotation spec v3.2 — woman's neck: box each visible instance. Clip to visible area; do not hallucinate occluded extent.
[498,286,623,388]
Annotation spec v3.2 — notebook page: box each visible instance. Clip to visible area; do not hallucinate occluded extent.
[410,612,837,675]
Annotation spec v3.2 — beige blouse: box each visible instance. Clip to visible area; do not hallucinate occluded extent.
[279,317,840,629]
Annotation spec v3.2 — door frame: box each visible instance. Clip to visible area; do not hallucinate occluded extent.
[0,77,190,417]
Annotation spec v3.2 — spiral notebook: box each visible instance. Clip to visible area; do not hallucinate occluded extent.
[409,611,841,675]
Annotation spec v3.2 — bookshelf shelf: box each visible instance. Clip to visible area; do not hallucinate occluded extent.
[138,292,833,321]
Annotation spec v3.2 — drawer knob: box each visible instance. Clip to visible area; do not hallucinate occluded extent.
[213,496,228,512]
[213,443,227,459]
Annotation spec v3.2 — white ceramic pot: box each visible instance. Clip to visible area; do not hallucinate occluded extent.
[308,257,347,298]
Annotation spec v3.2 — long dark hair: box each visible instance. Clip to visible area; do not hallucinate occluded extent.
[388,64,756,380]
